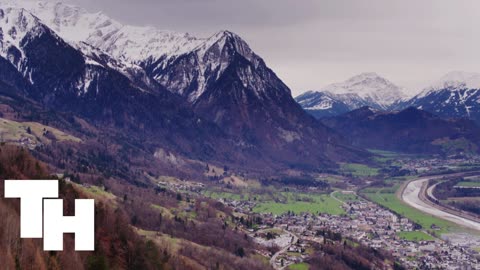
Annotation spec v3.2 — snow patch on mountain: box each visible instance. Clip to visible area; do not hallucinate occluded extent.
[297,91,335,110]
[404,71,480,123]
[418,71,480,98]
[0,6,45,64]
[1,1,272,102]
[0,0,204,60]
[320,72,407,108]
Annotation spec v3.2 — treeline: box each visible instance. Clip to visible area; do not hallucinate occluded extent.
[106,179,269,269]
[431,178,480,217]
[0,145,270,270]
[307,230,404,270]
[260,176,330,189]
[433,178,480,200]
[0,144,171,270]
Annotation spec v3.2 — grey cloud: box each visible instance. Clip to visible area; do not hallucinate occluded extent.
[64,0,480,96]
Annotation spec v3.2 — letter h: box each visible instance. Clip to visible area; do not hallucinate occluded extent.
[4,180,95,251]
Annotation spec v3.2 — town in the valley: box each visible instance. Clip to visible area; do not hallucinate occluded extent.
[227,196,480,270]
[157,155,480,270]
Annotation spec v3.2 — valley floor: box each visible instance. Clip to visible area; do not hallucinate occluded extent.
[196,165,480,269]
[401,174,480,231]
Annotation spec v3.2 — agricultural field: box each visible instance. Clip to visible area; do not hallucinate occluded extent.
[315,174,347,184]
[0,117,81,146]
[288,262,309,270]
[340,163,380,177]
[74,184,117,206]
[396,231,435,242]
[253,192,345,216]
[456,181,480,188]
[369,149,402,164]
[332,191,361,202]
[362,188,457,234]
[368,149,422,164]
[368,149,402,157]
[203,188,346,216]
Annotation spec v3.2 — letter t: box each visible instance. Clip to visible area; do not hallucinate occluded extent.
[4,180,59,238]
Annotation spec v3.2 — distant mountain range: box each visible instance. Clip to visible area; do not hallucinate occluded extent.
[321,107,480,155]
[296,73,407,118]
[0,1,367,172]
[296,71,480,124]
[1,0,478,174]
[404,71,480,124]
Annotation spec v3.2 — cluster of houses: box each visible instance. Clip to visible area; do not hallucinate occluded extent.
[156,178,205,192]
[399,156,480,173]
[330,200,479,269]
[222,193,480,269]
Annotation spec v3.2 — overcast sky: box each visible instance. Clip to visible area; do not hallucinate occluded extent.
[66,0,480,96]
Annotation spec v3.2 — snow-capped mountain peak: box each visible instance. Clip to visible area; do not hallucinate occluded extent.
[0,1,269,103]
[0,0,205,61]
[0,5,52,68]
[421,71,480,96]
[296,73,408,118]
[320,72,407,107]
[405,71,480,123]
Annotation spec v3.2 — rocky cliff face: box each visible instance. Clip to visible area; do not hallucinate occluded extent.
[0,2,368,170]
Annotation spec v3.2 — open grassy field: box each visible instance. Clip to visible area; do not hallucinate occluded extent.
[332,191,360,202]
[288,262,309,270]
[368,149,401,157]
[74,184,117,207]
[363,188,457,234]
[0,117,81,145]
[340,163,380,177]
[456,181,480,187]
[253,192,345,216]
[396,231,435,242]
[204,187,346,216]
[203,188,289,202]
[368,149,432,167]
[151,204,175,219]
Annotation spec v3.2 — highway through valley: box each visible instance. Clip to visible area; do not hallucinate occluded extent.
[401,174,480,231]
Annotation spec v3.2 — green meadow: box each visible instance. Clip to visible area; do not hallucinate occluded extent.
[340,163,380,177]
[253,193,345,215]
[288,262,309,270]
[396,231,435,242]
[362,187,457,234]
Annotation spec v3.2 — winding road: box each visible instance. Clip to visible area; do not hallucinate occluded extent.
[269,230,298,270]
[401,175,480,231]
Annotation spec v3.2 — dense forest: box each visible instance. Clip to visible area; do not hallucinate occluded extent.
[0,144,270,270]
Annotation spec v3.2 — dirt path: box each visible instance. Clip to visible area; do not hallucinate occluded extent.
[330,191,345,204]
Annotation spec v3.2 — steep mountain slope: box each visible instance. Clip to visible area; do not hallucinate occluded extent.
[0,144,272,270]
[296,73,407,118]
[7,1,368,168]
[140,31,368,167]
[0,2,369,171]
[0,5,238,165]
[321,107,480,155]
[296,91,369,119]
[404,71,480,124]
